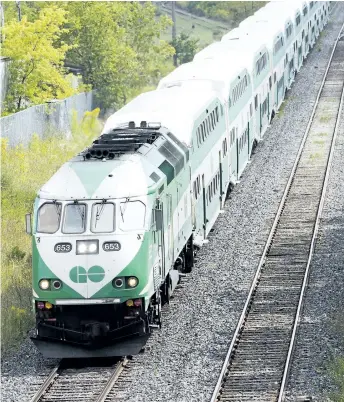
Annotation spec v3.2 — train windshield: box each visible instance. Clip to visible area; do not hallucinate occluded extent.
[37,202,62,233]
[62,203,86,234]
[91,202,115,233]
[119,200,146,231]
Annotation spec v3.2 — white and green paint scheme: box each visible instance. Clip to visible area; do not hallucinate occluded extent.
[195,40,271,140]
[29,85,227,355]
[28,0,330,358]
[158,59,253,184]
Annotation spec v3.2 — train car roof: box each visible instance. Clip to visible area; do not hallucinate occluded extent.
[238,7,292,33]
[194,41,268,72]
[265,2,306,24]
[238,15,256,29]
[221,27,242,41]
[254,5,294,24]
[223,22,283,44]
[157,60,248,101]
[38,153,162,200]
[102,87,219,147]
[196,39,266,58]
[262,3,302,21]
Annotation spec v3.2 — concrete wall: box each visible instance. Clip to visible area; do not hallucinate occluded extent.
[0,91,94,147]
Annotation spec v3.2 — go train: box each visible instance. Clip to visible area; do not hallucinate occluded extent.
[26,1,330,358]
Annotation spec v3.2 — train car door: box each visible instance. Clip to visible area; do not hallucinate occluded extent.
[202,174,207,239]
[167,194,174,265]
[236,131,240,179]
[229,127,237,182]
[298,44,302,70]
[155,201,166,279]
[247,122,250,157]
[176,182,180,244]
[219,151,223,207]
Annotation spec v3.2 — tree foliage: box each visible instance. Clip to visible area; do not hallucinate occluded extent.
[171,32,199,65]
[1,2,174,112]
[177,2,267,24]
[64,2,174,108]
[2,6,75,113]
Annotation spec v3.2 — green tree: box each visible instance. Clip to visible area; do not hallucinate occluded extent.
[65,2,174,109]
[171,32,199,65]
[2,6,75,113]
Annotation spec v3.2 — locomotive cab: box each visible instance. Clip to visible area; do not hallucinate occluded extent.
[27,134,168,357]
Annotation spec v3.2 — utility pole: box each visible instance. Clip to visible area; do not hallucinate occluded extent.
[171,1,177,66]
[16,0,21,22]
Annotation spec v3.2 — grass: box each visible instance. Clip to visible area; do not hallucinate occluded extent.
[276,96,294,117]
[1,109,102,352]
[320,115,331,123]
[309,152,322,160]
[160,6,230,49]
[331,358,344,402]
[277,100,287,117]
[159,2,266,50]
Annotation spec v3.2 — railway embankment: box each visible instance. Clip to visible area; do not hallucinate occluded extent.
[285,91,344,401]
[2,5,344,402]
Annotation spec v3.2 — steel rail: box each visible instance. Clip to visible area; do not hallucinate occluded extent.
[30,357,127,402]
[210,21,344,402]
[278,51,344,402]
[30,362,61,402]
[95,357,128,402]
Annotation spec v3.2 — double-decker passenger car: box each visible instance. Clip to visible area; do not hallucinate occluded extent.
[27,1,330,358]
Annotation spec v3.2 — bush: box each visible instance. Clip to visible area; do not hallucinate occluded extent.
[1,109,102,353]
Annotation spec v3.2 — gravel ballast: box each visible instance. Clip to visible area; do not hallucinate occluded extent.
[2,6,344,402]
[285,82,344,400]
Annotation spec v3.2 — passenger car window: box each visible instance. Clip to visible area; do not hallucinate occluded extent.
[91,202,115,233]
[37,203,62,233]
[63,204,86,234]
[119,200,146,231]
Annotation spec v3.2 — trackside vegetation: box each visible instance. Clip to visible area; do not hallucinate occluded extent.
[1,2,174,114]
[332,358,344,401]
[177,2,267,24]
[1,110,101,352]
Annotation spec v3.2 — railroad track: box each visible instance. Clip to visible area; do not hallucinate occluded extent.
[211,23,344,402]
[30,357,128,402]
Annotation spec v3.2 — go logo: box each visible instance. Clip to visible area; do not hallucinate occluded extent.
[70,266,105,283]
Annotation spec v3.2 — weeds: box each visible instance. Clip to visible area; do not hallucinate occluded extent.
[320,115,331,123]
[277,96,295,117]
[309,152,322,160]
[1,108,102,352]
[330,358,344,401]
[277,100,287,117]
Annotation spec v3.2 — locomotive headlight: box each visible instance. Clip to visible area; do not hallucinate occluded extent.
[39,279,50,290]
[88,243,97,253]
[76,240,99,255]
[78,243,87,253]
[127,276,138,288]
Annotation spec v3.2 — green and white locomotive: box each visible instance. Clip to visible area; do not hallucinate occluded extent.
[27,0,330,358]
[28,85,227,358]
